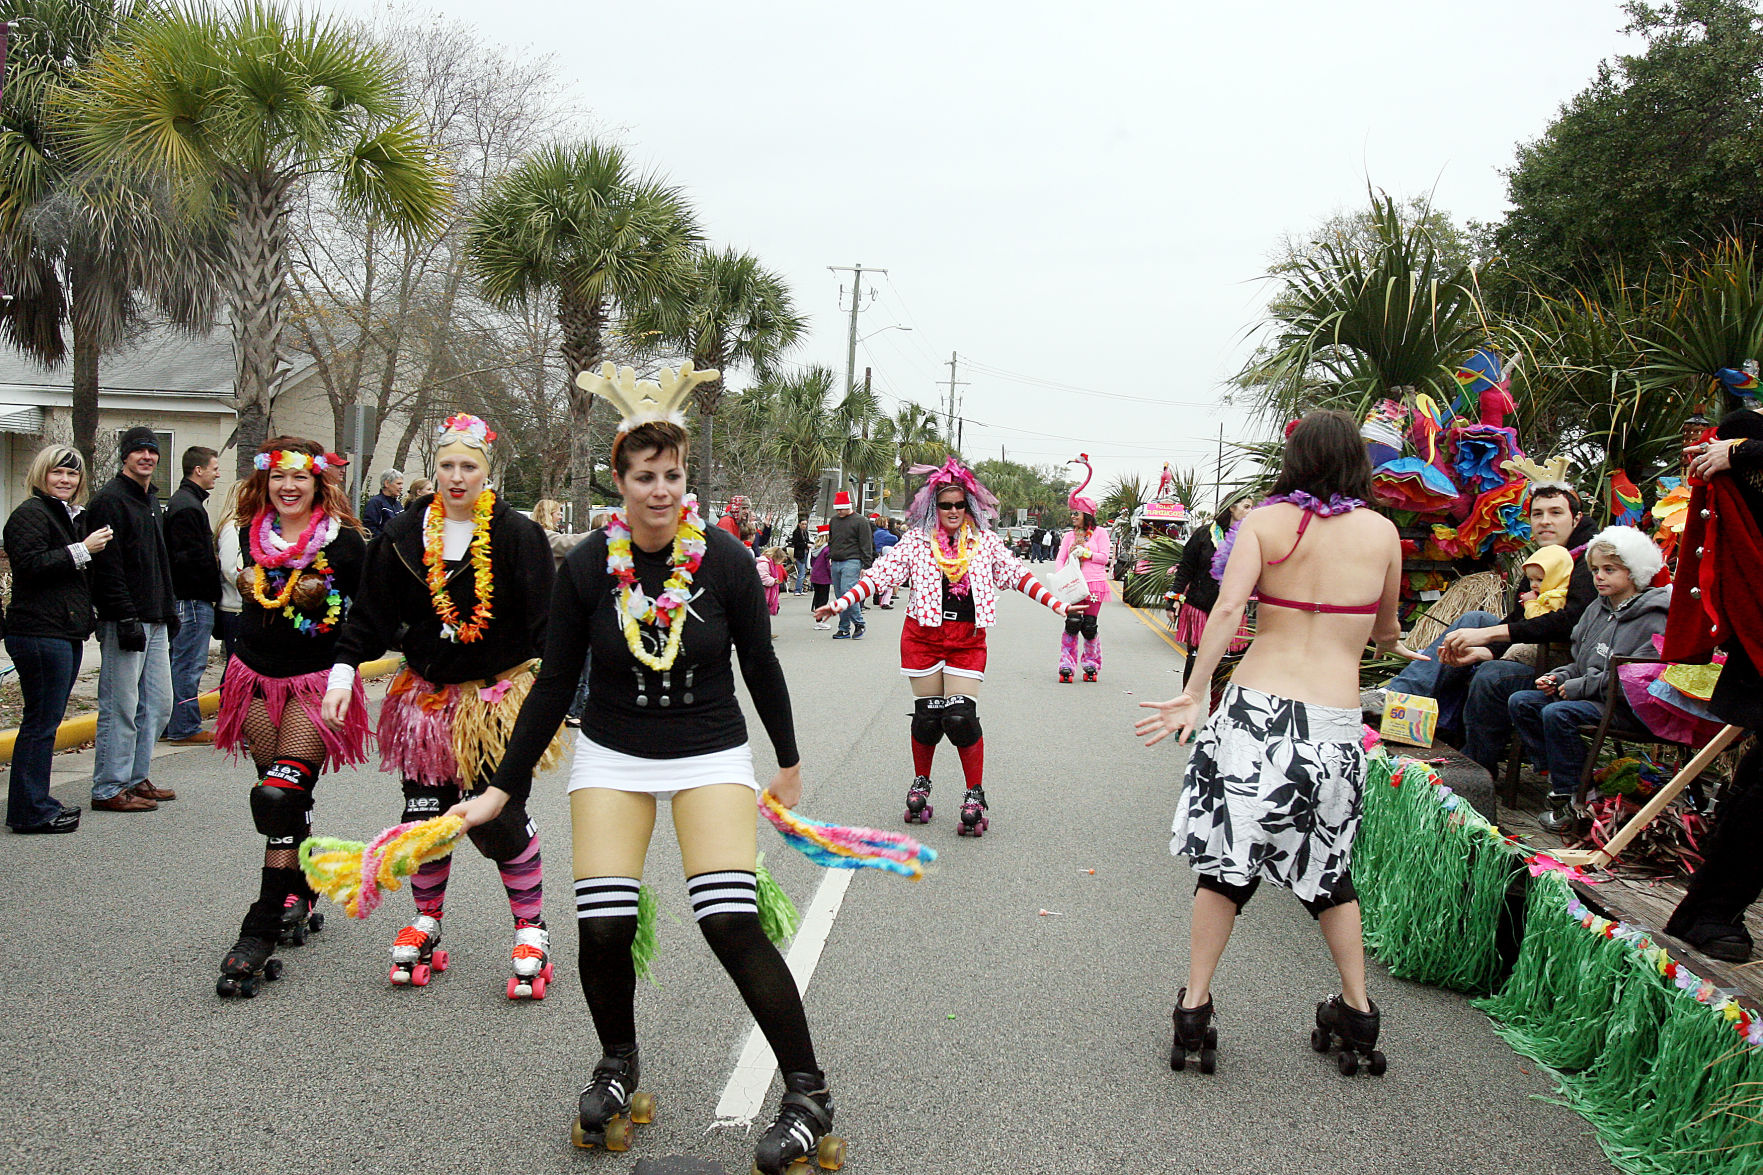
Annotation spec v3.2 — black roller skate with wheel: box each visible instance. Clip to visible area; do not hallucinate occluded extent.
[956,786,989,837]
[1059,667,1073,683]
[904,776,933,824]
[216,932,282,998]
[279,891,324,946]
[1312,995,1386,1076]
[1170,987,1217,1073]
[1083,666,1098,683]
[753,1070,844,1174]
[571,1050,653,1152]
[389,913,448,986]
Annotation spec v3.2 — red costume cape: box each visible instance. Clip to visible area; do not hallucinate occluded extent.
[1663,474,1763,671]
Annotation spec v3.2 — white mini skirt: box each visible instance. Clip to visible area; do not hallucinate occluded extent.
[567,734,759,800]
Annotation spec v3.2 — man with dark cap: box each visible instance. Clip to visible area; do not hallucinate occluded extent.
[86,427,179,812]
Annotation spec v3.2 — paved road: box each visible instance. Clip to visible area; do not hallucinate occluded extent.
[0,588,1615,1175]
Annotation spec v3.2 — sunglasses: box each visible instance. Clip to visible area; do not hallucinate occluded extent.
[937,500,969,512]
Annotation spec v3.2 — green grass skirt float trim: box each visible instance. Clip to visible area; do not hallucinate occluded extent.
[1367,753,1763,1174]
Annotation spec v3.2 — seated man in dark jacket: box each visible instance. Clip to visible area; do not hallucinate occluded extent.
[162,446,221,743]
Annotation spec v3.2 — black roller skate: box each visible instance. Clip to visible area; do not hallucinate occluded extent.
[904,776,933,824]
[1170,987,1217,1073]
[389,913,448,986]
[1312,995,1386,1076]
[1059,667,1074,683]
[956,786,989,837]
[216,932,282,998]
[753,1070,844,1174]
[571,1050,653,1152]
[1082,666,1098,683]
[279,890,324,946]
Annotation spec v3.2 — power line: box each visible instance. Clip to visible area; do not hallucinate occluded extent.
[961,356,1223,408]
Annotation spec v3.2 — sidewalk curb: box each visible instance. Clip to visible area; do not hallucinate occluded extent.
[0,656,405,765]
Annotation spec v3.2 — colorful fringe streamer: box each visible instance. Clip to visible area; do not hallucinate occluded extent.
[756,854,802,946]
[299,816,465,919]
[632,883,661,984]
[1359,750,1763,1173]
[759,791,936,880]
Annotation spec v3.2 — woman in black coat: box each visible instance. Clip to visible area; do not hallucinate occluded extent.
[4,445,113,833]
[1167,497,1252,687]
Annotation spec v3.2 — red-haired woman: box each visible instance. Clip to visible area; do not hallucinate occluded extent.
[214,438,370,997]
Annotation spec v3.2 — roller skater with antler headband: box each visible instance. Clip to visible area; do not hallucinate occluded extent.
[816,457,1068,836]
[319,412,565,998]
[1056,454,1111,683]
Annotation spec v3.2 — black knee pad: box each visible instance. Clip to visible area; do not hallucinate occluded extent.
[941,695,982,748]
[467,801,536,862]
[910,697,946,746]
[1299,874,1358,920]
[401,779,461,824]
[1064,613,1085,636]
[250,779,314,843]
[1080,613,1098,640]
[1196,873,1260,913]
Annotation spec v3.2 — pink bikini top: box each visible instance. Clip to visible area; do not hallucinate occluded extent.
[1256,508,1380,616]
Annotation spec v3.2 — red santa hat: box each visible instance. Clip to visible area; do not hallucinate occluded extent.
[833,491,854,512]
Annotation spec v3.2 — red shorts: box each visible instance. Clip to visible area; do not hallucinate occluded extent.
[900,616,988,681]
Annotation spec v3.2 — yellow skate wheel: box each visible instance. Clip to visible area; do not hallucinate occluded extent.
[570,1119,592,1149]
[605,1115,633,1152]
[816,1134,848,1170]
[630,1090,655,1124]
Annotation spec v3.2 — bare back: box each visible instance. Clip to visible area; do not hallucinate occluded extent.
[1224,504,1402,709]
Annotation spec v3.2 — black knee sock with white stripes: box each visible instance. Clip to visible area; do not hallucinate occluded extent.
[575,877,641,1053]
[688,871,820,1076]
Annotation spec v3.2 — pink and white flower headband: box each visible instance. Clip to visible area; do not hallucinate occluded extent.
[437,413,497,451]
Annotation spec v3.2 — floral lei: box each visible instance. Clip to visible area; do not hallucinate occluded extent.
[606,495,707,672]
[1209,491,1364,580]
[424,491,495,643]
[931,524,975,596]
[247,509,344,635]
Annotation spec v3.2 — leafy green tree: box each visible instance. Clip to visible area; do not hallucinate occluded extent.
[0,0,216,468]
[469,140,699,519]
[66,0,449,474]
[885,401,947,507]
[757,364,889,523]
[1494,0,1763,287]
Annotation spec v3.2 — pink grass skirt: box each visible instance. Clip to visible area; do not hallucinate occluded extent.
[215,656,371,771]
[1174,602,1250,654]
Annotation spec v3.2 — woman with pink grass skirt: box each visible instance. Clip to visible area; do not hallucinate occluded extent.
[214,437,370,998]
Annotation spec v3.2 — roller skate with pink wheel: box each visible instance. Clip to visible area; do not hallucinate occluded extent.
[1058,667,1073,683]
[508,919,552,999]
[571,1049,654,1151]
[753,1070,843,1174]
[389,913,448,986]
[1083,665,1098,683]
[956,786,989,837]
[1312,994,1386,1076]
[279,890,324,946]
[904,776,933,824]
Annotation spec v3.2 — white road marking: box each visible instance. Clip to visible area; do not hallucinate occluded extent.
[710,866,855,1128]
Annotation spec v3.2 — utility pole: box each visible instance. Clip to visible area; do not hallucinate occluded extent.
[827,263,885,490]
[1214,423,1224,512]
[942,352,968,444]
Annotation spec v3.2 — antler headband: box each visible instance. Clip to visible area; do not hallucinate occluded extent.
[574,362,721,433]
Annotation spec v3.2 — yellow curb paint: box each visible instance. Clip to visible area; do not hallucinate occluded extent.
[1123,600,1189,657]
[0,655,404,764]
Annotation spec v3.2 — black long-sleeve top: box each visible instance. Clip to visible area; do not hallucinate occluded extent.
[490,524,799,804]
[164,479,221,603]
[3,491,94,641]
[1170,530,1219,613]
[330,493,553,684]
[1500,514,1599,647]
[86,474,177,625]
[233,522,367,678]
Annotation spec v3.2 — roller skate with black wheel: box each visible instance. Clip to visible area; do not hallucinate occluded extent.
[1059,667,1073,683]
[216,931,282,998]
[904,776,933,824]
[1170,987,1217,1073]
[389,913,448,987]
[752,1070,844,1174]
[279,891,324,946]
[956,786,989,837]
[1312,994,1386,1076]
[571,1049,653,1152]
[507,919,552,1000]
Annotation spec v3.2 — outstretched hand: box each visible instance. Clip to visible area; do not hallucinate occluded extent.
[812,602,841,622]
[1137,693,1201,747]
[1389,642,1429,663]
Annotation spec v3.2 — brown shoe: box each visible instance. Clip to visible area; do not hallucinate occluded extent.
[132,779,177,802]
[163,731,215,746]
[92,791,158,812]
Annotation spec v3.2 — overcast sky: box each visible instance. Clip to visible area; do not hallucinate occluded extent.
[327,0,1641,506]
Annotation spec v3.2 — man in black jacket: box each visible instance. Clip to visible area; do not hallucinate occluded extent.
[827,491,874,639]
[87,427,180,812]
[363,468,405,536]
[162,446,221,743]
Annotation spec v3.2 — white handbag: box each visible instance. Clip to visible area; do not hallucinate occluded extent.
[1047,557,1094,607]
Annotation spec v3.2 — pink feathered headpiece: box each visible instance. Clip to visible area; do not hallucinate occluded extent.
[1068,490,1098,516]
[906,457,998,533]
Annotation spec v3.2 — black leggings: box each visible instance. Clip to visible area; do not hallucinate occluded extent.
[1667,739,1763,937]
[1196,872,1358,920]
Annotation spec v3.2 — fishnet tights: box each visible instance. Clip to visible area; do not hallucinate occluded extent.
[243,694,329,869]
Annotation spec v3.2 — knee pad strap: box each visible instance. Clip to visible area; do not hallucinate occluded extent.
[401,779,461,824]
[941,695,982,748]
[910,696,946,746]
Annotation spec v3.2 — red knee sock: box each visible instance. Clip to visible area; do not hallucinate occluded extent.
[956,738,984,789]
[911,737,936,776]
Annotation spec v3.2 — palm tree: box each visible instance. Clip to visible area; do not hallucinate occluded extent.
[626,246,804,496]
[887,401,946,507]
[759,365,889,523]
[65,0,450,474]
[468,140,700,520]
[0,0,216,468]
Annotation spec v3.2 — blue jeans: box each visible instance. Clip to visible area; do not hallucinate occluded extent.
[1460,659,1545,773]
[92,620,172,800]
[1386,610,1502,731]
[794,559,810,593]
[5,635,82,828]
[832,558,864,635]
[1509,692,1605,798]
[164,599,214,739]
